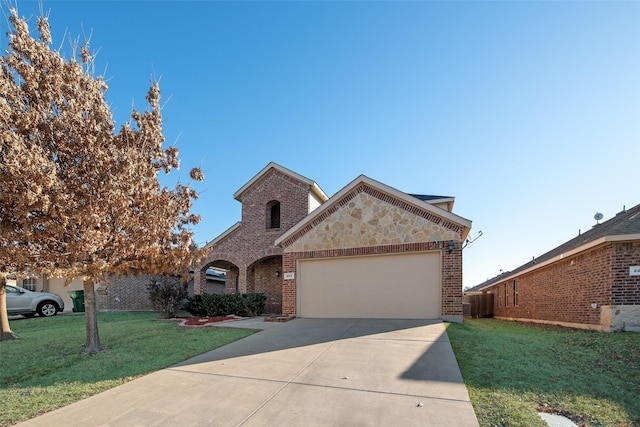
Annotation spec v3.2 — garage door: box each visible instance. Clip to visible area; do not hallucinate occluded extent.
[297,252,441,319]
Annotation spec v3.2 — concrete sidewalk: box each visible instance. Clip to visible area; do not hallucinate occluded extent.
[17,318,479,426]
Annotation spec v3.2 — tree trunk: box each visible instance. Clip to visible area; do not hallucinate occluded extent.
[82,280,103,354]
[0,278,20,341]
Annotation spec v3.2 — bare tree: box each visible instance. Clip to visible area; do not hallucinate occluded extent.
[0,9,204,350]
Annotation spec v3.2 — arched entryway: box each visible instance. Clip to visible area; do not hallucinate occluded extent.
[194,259,239,295]
[247,255,283,314]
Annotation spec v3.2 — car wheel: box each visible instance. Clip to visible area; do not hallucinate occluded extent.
[37,301,59,317]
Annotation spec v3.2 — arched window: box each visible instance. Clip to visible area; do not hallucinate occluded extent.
[267,200,281,229]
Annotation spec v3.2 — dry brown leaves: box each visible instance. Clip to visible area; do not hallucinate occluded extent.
[1,8,205,282]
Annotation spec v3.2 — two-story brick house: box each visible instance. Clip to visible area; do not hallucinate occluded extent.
[194,163,329,314]
[194,162,472,321]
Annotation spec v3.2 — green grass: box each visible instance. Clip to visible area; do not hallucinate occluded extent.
[446,319,640,427]
[0,312,256,426]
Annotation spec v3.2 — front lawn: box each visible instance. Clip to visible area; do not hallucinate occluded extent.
[0,312,256,426]
[446,319,640,427]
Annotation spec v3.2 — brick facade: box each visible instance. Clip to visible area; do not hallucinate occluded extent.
[486,241,640,331]
[196,163,471,320]
[195,166,323,314]
[248,256,283,313]
[96,275,154,311]
[95,274,224,311]
[282,242,463,318]
[612,242,640,305]
[468,204,640,331]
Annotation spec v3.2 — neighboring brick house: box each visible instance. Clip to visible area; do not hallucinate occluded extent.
[9,269,225,313]
[468,203,640,332]
[98,269,226,310]
[195,162,472,322]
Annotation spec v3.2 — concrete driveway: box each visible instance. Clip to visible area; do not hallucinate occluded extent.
[17,318,479,427]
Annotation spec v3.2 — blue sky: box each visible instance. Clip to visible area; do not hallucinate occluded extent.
[4,1,639,288]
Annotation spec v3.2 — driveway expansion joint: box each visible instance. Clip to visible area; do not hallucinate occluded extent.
[238,336,345,426]
[15,319,479,427]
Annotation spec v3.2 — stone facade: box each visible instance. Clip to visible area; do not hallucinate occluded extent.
[278,181,468,320]
[196,163,471,320]
[286,191,459,252]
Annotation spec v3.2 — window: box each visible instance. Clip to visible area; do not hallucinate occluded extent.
[504,283,509,307]
[267,201,281,229]
[513,280,518,306]
[23,277,37,291]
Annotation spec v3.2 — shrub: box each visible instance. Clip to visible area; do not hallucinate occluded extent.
[146,276,188,318]
[184,293,267,317]
[242,293,267,317]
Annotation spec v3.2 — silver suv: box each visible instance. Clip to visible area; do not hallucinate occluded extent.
[5,285,65,317]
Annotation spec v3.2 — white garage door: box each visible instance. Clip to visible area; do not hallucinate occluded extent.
[297,252,441,319]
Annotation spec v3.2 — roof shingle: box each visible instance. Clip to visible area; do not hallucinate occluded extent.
[468,203,640,291]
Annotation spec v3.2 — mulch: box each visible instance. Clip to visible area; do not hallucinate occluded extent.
[175,316,240,327]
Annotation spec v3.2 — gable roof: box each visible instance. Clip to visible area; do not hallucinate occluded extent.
[275,174,472,248]
[410,194,456,213]
[202,222,241,250]
[233,162,328,203]
[469,203,640,292]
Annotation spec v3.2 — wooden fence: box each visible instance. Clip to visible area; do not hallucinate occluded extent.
[463,294,494,319]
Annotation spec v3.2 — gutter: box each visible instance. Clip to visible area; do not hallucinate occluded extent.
[477,233,640,292]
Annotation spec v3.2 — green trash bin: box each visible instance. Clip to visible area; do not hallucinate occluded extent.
[68,290,85,312]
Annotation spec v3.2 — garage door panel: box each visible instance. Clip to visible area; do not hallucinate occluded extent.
[298,252,440,319]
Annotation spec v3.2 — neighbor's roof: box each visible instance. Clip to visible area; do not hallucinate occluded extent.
[410,194,455,211]
[233,162,329,203]
[469,203,640,292]
[205,268,226,280]
[409,194,453,202]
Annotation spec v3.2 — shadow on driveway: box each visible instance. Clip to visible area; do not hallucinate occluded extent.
[17,318,479,427]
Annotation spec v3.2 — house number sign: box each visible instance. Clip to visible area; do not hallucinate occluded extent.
[630,266,640,276]
[284,272,295,280]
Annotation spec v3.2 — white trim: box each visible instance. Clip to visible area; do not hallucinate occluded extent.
[203,222,241,249]
[276,174,472,247]
[428,197,455,204]
[233,162,328,202]
[476,233,640,291]
[419,196,455,212]
[605,233,640,243]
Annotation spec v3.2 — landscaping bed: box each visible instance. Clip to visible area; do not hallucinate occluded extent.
[176,315,241,327]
